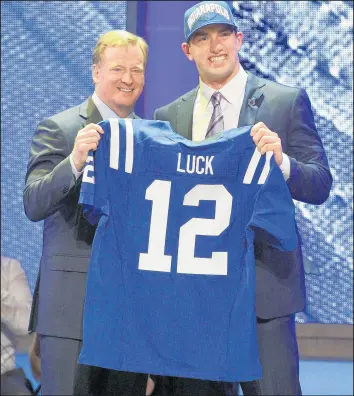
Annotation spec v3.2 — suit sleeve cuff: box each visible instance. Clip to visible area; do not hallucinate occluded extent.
[279,153,291,181]
[69,154,84,180]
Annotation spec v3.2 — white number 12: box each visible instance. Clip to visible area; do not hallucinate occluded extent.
[138,180,232,275]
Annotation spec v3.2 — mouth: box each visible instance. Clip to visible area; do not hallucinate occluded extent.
[118,88,134,93]
[209,55,227,64]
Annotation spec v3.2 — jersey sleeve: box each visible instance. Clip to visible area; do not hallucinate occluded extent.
[248,155,298,251]
[79,135,109,225]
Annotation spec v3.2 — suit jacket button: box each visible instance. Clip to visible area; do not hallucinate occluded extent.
[63,186,69,194]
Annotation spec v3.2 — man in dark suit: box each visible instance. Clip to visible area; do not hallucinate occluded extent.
[154,2,332,395]
[24,30,153,395]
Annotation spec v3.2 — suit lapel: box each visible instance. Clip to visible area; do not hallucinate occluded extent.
[176,74,266,138]
[238,73,266,127]
[79,96,103,127]
[177,88,198,140]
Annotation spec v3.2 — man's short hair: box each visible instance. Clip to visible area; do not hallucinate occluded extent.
[92,30,148,68]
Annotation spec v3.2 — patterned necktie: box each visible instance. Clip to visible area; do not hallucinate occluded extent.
[206,91,224,138]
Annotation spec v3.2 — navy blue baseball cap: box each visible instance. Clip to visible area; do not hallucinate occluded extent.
[184,1,237,42]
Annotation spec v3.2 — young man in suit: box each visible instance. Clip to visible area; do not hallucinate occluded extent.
[154,1,332,395]
[24,30,154,395]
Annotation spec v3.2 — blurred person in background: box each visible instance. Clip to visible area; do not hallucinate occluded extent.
[1,256,33,395]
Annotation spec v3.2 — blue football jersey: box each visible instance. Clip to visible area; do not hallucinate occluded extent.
[78,118,297,382]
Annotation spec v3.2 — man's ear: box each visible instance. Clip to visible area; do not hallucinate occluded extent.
[181,42,194,61]
[236,31,243,51]
[92,64,99,84]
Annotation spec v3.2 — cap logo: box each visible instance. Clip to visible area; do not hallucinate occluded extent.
[187,3,230,31]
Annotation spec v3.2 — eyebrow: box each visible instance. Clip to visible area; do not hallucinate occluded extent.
[109,64,144,70]
[193,26,235,38]
[218,27,234,33]
[193,31,206,39]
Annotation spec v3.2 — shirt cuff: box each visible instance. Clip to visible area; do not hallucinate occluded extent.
[279,153,291,181]
[69,154,84,180]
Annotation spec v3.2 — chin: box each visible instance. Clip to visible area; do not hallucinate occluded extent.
[208,71,230,81]
[116,95,135,104]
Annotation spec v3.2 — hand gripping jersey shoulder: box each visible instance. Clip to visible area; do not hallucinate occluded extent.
[79,118,297,381]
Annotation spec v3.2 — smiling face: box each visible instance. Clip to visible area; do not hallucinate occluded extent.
[182,24,243,90]
[92,45,145,117]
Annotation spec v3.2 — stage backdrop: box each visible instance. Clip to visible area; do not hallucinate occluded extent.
[1,1,353,325]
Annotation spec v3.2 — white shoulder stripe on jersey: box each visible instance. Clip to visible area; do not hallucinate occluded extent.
[243,148,261,184]
[257,151,273,184]
[109,118,120,170]
[124,118,134,174]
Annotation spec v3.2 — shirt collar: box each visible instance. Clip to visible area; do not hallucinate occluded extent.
[92,92,134,119]
[199,65,248,106]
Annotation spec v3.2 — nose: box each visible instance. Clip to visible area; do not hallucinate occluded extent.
[209,36,223,54]
[121,70,133,85]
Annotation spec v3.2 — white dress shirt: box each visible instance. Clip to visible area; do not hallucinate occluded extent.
[192,66,290,180]
[193,65,248,141]
[70,92,133,178]
[1,257,32,374]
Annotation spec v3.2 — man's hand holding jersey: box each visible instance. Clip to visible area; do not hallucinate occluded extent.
[251,122,283,166]
[71,123,104,172]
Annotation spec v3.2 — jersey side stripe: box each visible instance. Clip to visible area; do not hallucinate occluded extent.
[109,118,120,170]
[243,148,261,184]
[124,118,134,174]
[257,152,273,184]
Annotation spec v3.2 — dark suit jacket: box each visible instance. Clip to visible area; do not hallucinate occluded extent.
[24,97,138,339]
[154,72,332,319]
